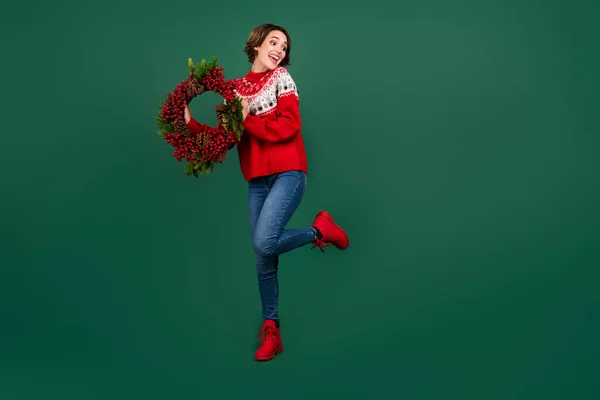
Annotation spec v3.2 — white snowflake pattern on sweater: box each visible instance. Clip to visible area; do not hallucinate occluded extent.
[234,67,299,118]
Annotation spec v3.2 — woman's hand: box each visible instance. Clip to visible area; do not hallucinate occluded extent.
[184,104,192,124]
[240,98,249,121]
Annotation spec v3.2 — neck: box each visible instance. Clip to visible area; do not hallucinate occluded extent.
[251,61,273,73]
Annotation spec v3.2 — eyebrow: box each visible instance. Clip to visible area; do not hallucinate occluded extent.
[269,36,287,45]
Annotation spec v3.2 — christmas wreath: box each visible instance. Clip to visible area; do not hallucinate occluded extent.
[156,57,244,177]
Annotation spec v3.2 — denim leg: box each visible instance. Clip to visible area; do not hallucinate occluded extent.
[252,171,316,258]
[248,177,280,322]
[248,171,316,323]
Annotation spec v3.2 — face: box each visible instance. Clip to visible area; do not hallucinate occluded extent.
[253,30,288,72]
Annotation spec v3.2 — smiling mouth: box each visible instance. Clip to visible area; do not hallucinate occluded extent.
[269,54,280,64]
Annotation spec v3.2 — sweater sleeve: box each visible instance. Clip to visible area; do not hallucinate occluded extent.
[241,71,301,144]
[186,118,208,134]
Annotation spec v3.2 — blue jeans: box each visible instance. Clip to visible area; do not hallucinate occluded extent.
[248,170,317,324]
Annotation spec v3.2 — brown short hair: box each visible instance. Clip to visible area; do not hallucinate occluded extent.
[243,23,292,67]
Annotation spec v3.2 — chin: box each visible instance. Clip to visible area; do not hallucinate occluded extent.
[266,60,280,70]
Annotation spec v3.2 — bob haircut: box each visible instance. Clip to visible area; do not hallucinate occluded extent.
[243,23,292,67]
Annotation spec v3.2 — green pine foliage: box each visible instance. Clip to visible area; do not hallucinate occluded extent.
[189,56,218,81]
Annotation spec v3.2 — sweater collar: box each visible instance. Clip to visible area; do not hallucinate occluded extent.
[244,67,277,83]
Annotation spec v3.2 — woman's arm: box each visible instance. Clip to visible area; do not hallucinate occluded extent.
[241,94,301,144]
[184,105,209,134]
[240,70,302,144]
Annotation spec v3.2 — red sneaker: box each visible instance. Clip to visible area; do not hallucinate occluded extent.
[311,210,350,252]
[254,320,283,361]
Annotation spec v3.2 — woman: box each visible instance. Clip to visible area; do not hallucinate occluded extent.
[184,23,349,361]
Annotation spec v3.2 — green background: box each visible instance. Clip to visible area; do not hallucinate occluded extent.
[1,0,598,398]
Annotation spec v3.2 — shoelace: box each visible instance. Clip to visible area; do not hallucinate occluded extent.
[311,238,332,252]
[258,326,277,343]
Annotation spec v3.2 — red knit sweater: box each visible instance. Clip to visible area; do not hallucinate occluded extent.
[186,66,308,181]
